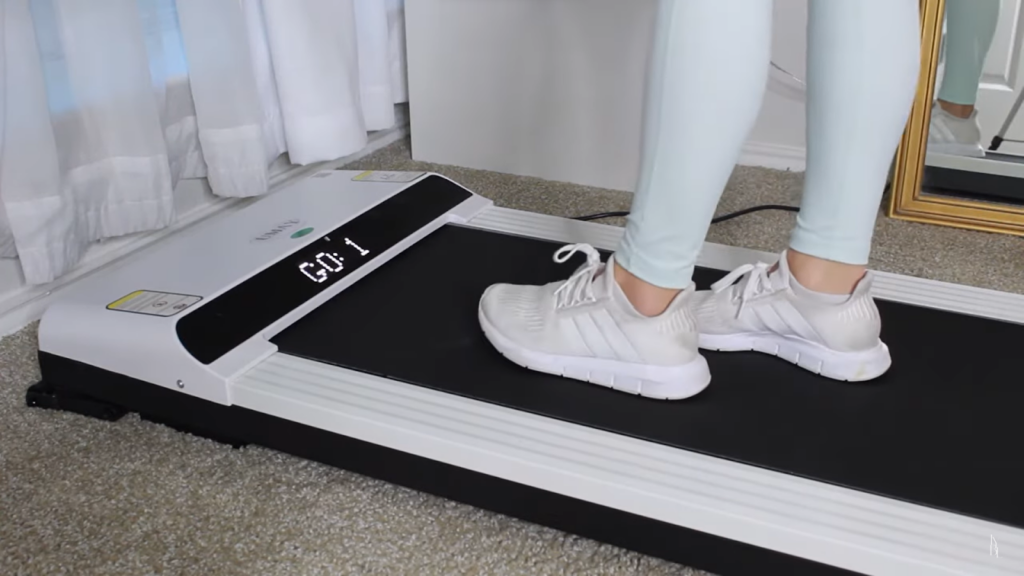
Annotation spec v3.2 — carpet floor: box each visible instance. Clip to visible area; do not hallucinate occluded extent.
[2,138,1021,576]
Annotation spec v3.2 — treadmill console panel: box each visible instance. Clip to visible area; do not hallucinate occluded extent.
[176,175,472,364]
[37,171,489,404]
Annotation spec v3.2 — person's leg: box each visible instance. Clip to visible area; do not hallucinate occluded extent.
[616,0,772,316]
[937,0,1001,117]
[695,0,920,381]
[790,0,921,286]
[478,0,772,399]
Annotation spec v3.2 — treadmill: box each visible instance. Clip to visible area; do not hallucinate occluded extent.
[27,171,1024,576]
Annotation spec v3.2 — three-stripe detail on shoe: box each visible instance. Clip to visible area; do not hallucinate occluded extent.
[565,310,643,364]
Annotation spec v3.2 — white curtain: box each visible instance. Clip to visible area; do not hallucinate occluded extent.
[0,0,408,285]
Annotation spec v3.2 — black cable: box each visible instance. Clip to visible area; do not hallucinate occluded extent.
[709,204,799,224]
[572,204,799,224]
[572,211,631,222]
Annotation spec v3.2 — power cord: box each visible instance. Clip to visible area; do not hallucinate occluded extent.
[572,204,799,224]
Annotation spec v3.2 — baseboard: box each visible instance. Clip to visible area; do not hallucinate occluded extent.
[0,123,409,337]
[738,141,806,172]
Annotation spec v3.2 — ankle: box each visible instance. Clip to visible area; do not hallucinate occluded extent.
[938,99,974,119]
[786,250,865,295]
[612,261,680,317]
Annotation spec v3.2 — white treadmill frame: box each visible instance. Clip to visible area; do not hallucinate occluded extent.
[231,207,1024,576]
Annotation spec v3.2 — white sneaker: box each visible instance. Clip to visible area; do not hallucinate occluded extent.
[478,243,712,400]
[692,252,891,382]
[928,103,986,157]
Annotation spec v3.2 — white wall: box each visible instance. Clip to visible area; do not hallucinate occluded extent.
[407,0,809,192]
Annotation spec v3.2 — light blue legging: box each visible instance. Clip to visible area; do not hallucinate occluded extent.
[937,0,1001,106]
[616,0,921,289]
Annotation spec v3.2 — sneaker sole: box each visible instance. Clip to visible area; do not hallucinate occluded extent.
[699,332,891,382]
[928,141,985,157]
[479,307,712,400]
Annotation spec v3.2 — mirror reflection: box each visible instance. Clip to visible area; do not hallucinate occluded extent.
[924,0,1024,205]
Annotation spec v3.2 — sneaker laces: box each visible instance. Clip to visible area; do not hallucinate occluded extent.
[710,262,774,318]
[552,243,603,309]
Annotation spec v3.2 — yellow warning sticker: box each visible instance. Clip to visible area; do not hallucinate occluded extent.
[107,290,202,317]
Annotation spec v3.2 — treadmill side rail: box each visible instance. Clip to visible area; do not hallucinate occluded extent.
[233,354,1024,576]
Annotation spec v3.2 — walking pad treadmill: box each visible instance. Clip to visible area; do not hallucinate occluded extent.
[28,171,1024,576]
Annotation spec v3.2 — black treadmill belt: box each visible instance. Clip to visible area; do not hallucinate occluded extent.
[273,225,1024,529]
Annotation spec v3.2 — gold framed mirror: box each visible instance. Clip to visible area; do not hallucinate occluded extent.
[889,0,1024,236]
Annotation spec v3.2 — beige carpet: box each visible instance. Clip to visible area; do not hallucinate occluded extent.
[2,138,1021,576]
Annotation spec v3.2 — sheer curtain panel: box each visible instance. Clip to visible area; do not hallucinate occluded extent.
[0,0,407,285]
